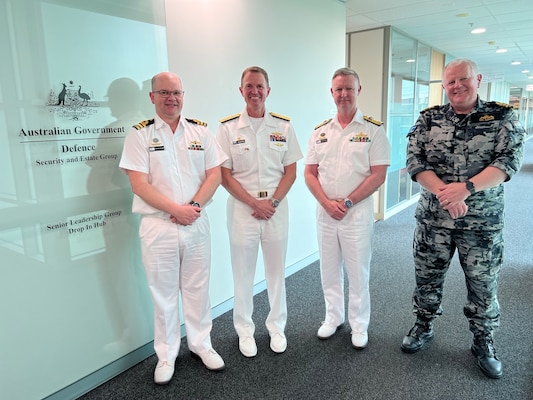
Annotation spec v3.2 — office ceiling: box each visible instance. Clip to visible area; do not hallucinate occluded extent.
[345,0,533,89]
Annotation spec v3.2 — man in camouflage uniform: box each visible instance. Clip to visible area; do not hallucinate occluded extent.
[402,58,525,379]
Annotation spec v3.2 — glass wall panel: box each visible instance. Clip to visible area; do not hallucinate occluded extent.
[0,1,166,398]
[386,31,416,210]
[386,30,444,213]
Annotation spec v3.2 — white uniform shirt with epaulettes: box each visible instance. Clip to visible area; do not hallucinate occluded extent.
[304,108,390,199]
[119,114,227,216]
[216,108,303,192]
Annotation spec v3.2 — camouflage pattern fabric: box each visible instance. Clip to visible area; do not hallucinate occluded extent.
[406,97,525,335]
[407,98,525,231]
[412,222,503,335]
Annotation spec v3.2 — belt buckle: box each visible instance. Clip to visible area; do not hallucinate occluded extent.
[258,191,268,198]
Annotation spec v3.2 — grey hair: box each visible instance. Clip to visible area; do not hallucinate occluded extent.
[443,58,479,77]
[332,67,360,83]
[241,66,270,87]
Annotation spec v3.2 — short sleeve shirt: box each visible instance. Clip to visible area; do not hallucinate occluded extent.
[119,114,227,216]
[305,109,390,199]
[216,108,303,191]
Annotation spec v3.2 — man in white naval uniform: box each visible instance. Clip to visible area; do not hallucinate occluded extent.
[119,72,227,385]
[304,67,390,349]
[216,66,303,358]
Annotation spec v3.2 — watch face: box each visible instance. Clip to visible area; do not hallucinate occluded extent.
[344,199,353,208]
[272,199,280,207]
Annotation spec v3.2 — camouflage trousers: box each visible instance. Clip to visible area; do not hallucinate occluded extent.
[412,222,503,336]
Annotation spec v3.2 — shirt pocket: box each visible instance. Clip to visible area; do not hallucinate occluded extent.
[188,148,206,175]
[230,142,254,171]
[426,128,455,167]
[269,140,288,152]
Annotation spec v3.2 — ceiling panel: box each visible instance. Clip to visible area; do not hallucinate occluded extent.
[345,0,533,88]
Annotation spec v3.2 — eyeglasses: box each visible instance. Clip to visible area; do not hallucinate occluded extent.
[153,90,184,97]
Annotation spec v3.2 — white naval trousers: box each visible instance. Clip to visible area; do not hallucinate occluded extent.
[139,214,213,362]
[317,196,374,333]
[227,196,289,338]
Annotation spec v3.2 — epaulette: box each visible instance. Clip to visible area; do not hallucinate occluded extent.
[219,113,240,123]
[489,101,512,109]
[270,112,291,121]
[133,119,154,130]
[364,115,383,126]
[421,105,440,113]
[314,119,332,130]
[186,118,207,127]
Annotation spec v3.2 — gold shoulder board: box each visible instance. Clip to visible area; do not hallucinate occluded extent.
[270,112,291,121]
[314,119,332,130]
[364,115,383,126]
[219,113,240,123]
[494,101,511,108]
[133,119,154,130]
[186,118,207,127]
[421,105,440,113]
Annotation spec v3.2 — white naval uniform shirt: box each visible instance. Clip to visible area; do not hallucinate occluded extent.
[305,109,390,199]
[216,108,303,194]
[119,114,227,216]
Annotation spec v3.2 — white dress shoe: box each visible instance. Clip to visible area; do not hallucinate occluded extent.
[239,336,258,357]
[154,360,174,385]
[317,322,342,339]
[270,332,287,353]
[191,348,225,371]
[351,331,368,349]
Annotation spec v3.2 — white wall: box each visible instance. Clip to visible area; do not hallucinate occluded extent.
[0,1,346,399]
[165,0,346,309]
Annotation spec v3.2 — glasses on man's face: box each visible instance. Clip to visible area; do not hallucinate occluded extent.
[153,90,184,97]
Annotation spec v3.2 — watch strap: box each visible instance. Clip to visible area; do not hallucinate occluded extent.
[465,179,476,195]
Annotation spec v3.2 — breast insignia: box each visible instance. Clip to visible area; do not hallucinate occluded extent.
[186,118,207,127]
[314,119,332,130]
[270,112,291,121]
[133,119,154,130]
[364,116,383,126]
[219,113,241,123]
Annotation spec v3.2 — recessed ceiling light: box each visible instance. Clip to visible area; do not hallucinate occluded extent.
[522,70,530,74]
[511,61,521,65]
[495,48,507,53]
[406,59,415,63]
[471,27,486,34]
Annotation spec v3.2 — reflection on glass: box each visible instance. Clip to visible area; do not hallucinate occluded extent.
[386,30,444,211]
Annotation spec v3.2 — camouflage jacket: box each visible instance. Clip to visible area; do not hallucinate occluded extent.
[407,97,525,230]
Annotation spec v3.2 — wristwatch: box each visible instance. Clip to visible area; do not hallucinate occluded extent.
[344,198,353,208]
[189,200,201,207]
[465,179,476,195]
[271,198,280,208]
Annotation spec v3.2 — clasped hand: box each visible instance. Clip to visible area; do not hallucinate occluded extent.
[251,199,276,220]
[325,199,348,221]
[436,182,469,219]
[169,204,201,225]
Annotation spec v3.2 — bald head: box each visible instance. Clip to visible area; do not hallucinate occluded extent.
[151,72,182,91]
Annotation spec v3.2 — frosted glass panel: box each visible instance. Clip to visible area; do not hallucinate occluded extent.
[0,1,167,398]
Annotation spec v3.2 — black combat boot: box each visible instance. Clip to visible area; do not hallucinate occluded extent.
[471,334,503,379]
[401,318,434,353]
